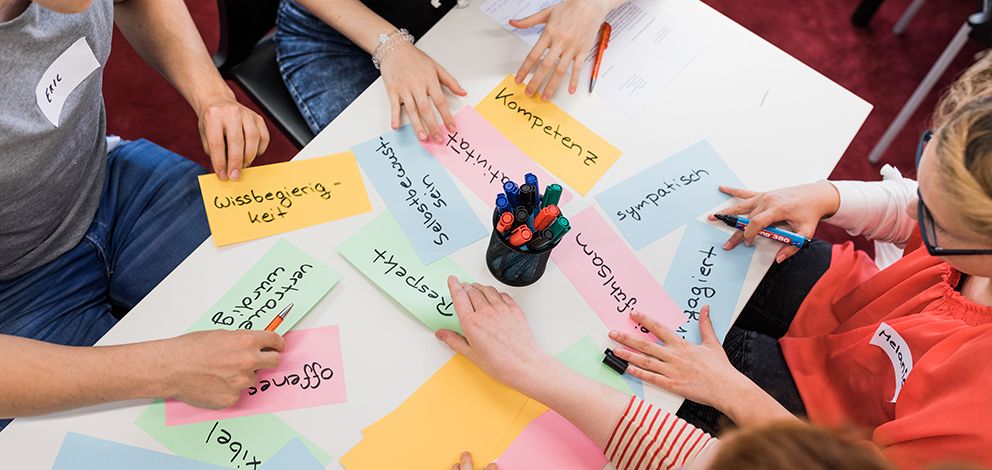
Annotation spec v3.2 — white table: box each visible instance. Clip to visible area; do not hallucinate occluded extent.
[0,1,871,467]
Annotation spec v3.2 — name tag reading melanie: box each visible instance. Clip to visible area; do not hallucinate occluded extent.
[36,37,100,127]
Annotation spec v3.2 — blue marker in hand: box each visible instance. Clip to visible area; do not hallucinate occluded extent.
[714,214,811,249]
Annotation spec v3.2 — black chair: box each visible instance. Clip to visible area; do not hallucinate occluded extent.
[214,0,315,149]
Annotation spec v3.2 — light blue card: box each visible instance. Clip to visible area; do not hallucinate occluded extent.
[353,125,487,264]
[662,221,755,345]
[53,433,226,470]
[595,141,743,250]
[261,438,324,470]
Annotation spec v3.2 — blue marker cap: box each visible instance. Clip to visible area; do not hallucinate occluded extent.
[524,173,538,191]
[496,194,510,212]
[503,181,520,208]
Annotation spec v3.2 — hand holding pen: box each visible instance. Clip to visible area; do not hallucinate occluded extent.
[711,183,841,263]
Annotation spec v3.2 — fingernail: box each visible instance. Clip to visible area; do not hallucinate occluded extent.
[775,253,785,264]
[229,168,240,181]
[418,132,427,141]
[447,123,457,132]
[609,331,619,339]
[434,134,443,144]
[515,75,523,83]
[723,242,732,250]
[217,171,227,181]
[542,93,549,101]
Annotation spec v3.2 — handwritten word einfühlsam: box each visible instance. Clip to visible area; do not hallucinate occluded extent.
[198,152,371,246]
[136,402,331,469]
[338,212,472,333]
[422,106,572,206]
[551,206,684,341]
[475,75,621,195]
[165,326,347,425]
[187,239,340,335]
[595,140,743,249]
[662,221,754,345]
[352,125,486,264]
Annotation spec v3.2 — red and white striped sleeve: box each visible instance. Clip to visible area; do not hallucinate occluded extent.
[603,395,718,470]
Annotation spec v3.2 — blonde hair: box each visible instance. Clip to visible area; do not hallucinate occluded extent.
[930,51,992,238]
[708,422,891,470]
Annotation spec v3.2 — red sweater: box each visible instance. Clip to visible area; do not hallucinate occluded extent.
[781,237,992,469]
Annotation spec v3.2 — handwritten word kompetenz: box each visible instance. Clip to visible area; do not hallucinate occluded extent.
[492,87,599,167]
[616,168,711,222]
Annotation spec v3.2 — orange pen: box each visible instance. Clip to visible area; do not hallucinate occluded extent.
[508,225,533,247]
[590,22,612,94]
[264,303,294,332]
[533,205,561,231]
[496,211,515,233]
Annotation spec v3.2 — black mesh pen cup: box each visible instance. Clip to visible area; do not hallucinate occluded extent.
[485,226,553,287]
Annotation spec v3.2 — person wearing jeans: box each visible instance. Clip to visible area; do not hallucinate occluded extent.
[0,0,283,426]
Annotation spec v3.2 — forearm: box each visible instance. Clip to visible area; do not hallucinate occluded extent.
[825,166,919,246]
[512,357,631,448]
[113,0,233,114]
[0,334,170,417]
[295,0,397,53]
[721,377,799,429]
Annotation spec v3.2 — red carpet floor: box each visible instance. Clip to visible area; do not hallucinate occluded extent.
[104,0,984,246]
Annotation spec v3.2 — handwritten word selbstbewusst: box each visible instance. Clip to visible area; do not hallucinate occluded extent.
[165,326,347,426]
[475,75,621,195]
[551,206,685,341]
[198,153,371,246]
[187,239,340,335]
[136,401,332,468]
[596,140,744,250]
[353,125,486,264]
[662,221,754,345]
[422,106,572,205]
[339,212,472,334]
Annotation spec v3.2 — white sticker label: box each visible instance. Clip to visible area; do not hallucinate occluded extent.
[35,37,100,127]
[869,322,914,403]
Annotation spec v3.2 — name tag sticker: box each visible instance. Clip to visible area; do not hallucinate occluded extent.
[35,37,100,127]
[869,322,914,403]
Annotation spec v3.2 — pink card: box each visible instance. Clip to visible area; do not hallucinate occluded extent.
[552,206,685,341]
[165,326,347,426]
[421,107,572,206]
[496,410,606,470]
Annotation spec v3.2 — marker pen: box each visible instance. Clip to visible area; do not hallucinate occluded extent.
[508,225,533,246]
[713,214,811,249]
[542,184,562,208]
[496,211,514,233]
[524,173,539,198]
[533,205,561,231]
[503,181,520,208]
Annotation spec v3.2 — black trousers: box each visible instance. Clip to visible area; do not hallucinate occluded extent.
[675,239,833,435]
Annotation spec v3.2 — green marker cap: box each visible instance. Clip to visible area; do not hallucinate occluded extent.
[542,184,562,208]
[548,216,570,239]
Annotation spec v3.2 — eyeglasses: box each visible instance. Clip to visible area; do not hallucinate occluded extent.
[915,129,992,256]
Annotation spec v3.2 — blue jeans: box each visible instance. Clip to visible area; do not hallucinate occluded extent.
[0,139,208,428]
[676,239,833,435]
[275,0,381,135]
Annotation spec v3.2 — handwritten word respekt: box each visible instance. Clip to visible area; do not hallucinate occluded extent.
[372,248,455,317]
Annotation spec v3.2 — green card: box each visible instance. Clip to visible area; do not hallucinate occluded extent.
[338,212,472,334]
[555,336,634,395]
[188,239,340,334]
[136,401,332,468]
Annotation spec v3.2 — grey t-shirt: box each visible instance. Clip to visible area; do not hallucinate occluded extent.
[0,1,113,280]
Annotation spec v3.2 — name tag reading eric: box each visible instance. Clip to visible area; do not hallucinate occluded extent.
[36,37,100,127]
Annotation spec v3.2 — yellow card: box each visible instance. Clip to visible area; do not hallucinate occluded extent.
[340,355,547,469]
[198,153,372,246]
[475,75,622,195]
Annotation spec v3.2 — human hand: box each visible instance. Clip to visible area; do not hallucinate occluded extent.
[511,0,617,99]
[159,330,284,409]
[196,93,270,181]
[379,42,467,143]
[451,451,498,470]
[608,307,750,412]
[435,276,551,393]
[712,182,840,263]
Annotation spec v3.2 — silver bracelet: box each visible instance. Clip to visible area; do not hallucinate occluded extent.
[372,28,415,70]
